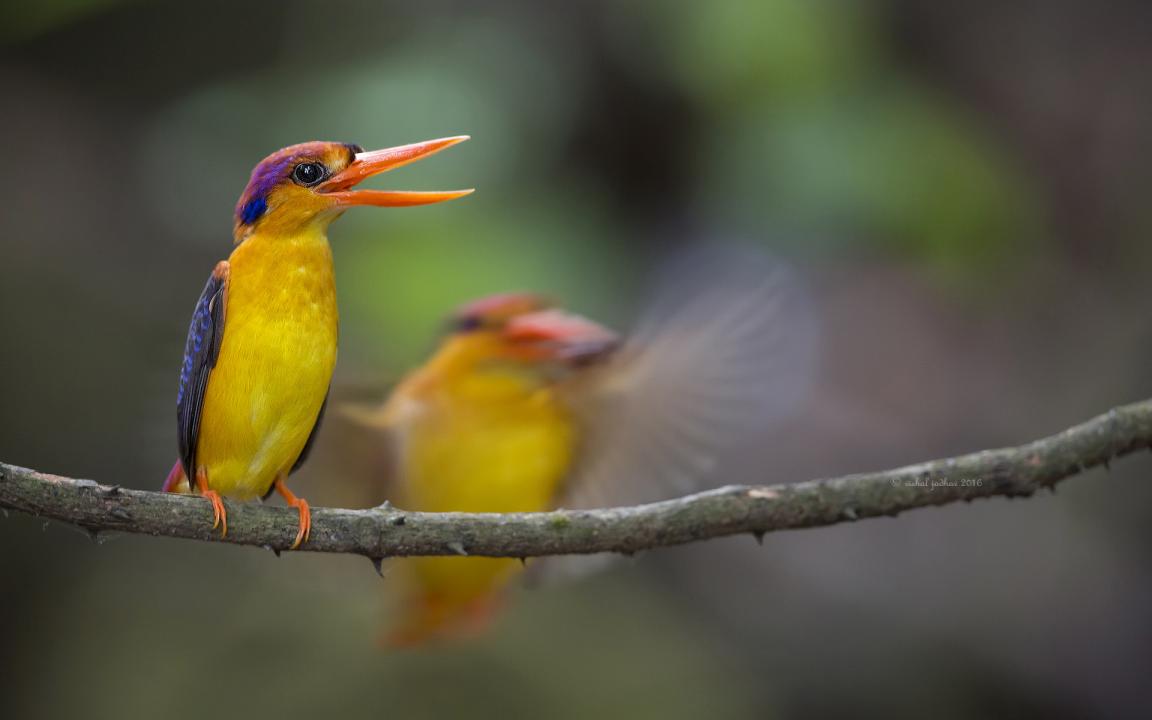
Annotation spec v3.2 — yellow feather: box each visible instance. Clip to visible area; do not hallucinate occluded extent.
[196,227,338,499]
[383,335,576,644]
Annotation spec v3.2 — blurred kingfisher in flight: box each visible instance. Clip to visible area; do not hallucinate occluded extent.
[163,136,471,549]
[348,246,817,645]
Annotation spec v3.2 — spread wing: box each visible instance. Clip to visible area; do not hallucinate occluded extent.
[525,243,818,584]
[176,261,230,479]
[559,243,818,509]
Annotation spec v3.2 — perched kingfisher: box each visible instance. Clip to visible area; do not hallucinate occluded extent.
[163,136,471,549]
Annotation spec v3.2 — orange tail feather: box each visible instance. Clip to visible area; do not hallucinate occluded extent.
[383,592,505,649]
[162,461,190,493]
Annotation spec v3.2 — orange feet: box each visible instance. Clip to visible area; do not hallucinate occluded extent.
[275,477,311,549]
[195,468,228,538]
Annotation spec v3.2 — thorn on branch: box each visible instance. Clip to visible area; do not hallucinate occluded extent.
[752,531,766,545]
[370,557,385,577]
[447,541,467,556]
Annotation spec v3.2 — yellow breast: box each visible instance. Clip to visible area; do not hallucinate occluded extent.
[397,362,576,514]
[196,229,338,499]
[384,351,577,642]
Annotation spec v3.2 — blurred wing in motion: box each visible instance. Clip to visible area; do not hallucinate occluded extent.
[559,243,818,510]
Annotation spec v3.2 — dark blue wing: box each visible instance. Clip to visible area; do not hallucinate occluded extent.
[177,261,229,479]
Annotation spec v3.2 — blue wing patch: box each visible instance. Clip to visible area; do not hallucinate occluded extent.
[177,261,229,479]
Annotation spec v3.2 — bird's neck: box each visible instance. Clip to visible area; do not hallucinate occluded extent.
[227,225,337,308]
[410,336,549,398]
[230,225,334,272]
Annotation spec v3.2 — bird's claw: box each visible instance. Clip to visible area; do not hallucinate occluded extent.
[203,490,227,538]
[290,498,311,550]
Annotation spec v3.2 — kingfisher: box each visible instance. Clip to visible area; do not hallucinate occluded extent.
[351,293,618,645]
[162,136,471,549]
[349,246,816,645]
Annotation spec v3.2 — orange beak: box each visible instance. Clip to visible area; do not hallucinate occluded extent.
[503,309,620,364]
[317,135,473,207]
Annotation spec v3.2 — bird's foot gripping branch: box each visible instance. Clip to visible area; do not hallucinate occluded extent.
[1,398,1150,561]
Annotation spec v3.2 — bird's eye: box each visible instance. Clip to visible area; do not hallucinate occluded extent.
[452,315,483,333]
[291,162,327,187]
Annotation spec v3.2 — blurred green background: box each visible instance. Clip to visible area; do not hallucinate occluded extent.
[2,1,1151,718]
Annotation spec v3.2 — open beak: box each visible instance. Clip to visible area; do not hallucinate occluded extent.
[504,309,620,364]
[318,135,473,207]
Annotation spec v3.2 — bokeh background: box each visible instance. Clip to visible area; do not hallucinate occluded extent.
[3,1,1151,718]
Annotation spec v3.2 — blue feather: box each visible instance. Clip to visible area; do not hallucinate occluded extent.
[177,297,213,406]
[240,196,268,225]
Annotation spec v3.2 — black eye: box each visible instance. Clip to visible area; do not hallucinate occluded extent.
[291,162,326,186]
[451,315,483,333]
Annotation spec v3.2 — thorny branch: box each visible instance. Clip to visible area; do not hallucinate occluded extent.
[1,399,1149,564]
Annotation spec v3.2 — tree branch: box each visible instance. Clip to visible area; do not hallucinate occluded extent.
[2,399,1149,561]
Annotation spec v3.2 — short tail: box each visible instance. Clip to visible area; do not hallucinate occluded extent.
[383,591,504,649]
[163,460,190,494]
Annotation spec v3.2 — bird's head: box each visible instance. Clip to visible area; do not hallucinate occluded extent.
[233,137,471,242]
[446,293,619,367]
